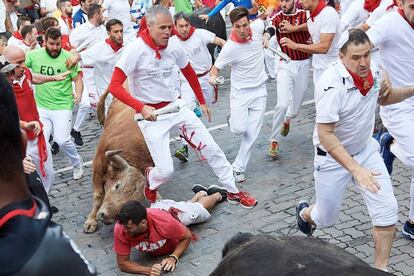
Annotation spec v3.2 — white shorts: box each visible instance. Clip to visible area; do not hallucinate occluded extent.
[151,199,211,226]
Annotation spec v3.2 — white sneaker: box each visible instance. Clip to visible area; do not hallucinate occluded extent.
[73,157,84,180]
[233,171,246,183]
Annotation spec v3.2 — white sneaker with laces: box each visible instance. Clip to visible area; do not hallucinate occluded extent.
[73,157,84,180]
[233,171,246,183]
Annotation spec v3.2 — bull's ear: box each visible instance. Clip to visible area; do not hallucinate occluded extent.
[105,150,130,171]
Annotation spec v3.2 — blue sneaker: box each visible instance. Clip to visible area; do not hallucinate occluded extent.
[296,200,315,236]
[402,221,414,240]
[194,106,202,117]
[379,132,395,174]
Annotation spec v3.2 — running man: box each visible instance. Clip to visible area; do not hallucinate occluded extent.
[26,27,85,180]
[108,6,257,209]
[263,0,311,158]
[296,29,414,271]
[210,7,267,183]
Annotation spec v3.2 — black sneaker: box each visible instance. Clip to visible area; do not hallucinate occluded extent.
[71,129,83,146]
[402,221,414,240]
[207,184,227,202]
[296,200,315,236]
[51,142,60,155]
[192,184,208,194]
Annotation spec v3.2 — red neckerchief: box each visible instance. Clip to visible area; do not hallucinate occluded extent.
[398,8,414,30]
[61,15,73,30]
[310,0,327,21]
[229,28,252,43]
[12,31,23,40]
[62,34,73,51]
[140,28,167,59]
[13,69,48,177]
[386,0,398,11]
[105,38,123,52]
[346,68,374,96]
[0,199,37,228]
[363,0,380,12]
[175,26,196,41]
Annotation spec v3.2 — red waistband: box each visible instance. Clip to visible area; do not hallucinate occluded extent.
[196,67,211,78]
[147,101,171,109]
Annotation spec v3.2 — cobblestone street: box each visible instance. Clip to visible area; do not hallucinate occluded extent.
[49,66,414,276]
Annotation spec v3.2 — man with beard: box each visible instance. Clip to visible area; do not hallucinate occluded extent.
[262,0,310,158]
[57,0,74,35]
[25,27,85,180]
[296,29,414,271]
[67,18,125,114]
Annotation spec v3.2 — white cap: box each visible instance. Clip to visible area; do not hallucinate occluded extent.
[0,56,18,73]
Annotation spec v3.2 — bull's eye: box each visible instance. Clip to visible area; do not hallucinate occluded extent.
[115,183,120,190]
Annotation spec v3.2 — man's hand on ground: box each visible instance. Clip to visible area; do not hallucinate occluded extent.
[161,256,177,272]
[149,263,162,276]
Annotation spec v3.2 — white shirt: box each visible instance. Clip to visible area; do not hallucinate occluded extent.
[115,37,189,104]
[7,35,21,46]
[170,29,215,75]
[340,0,369,32]
[313,60,383,155]
[103,0,133,33]
[40,0,57,16]
[365,0,393,27]
[80,41,124,95]
[69,21,107,50]
[367,11,414,109]
[340,0,353,14]
[307,6,341,70]
[57,17,72,36]
[214,20,267,91]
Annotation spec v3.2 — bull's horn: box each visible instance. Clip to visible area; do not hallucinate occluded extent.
[105,150,130,170]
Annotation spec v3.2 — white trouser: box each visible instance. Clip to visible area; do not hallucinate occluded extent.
[269,59,310,142]
[38,108,82,167]
[313,67,325,87]
[264,36,279,79]
[381,105,414,220]
[138,99,239,193]
[310,137,398,228]
[180,74,214,110]
[10,11,17,30]
[74,68,98,131]
[229,84,267,173]
[26,135,55,193]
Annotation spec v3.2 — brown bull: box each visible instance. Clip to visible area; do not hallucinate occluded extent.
[84,91,154,233]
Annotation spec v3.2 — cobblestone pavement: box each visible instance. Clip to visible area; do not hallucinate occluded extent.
[49,65,414,275]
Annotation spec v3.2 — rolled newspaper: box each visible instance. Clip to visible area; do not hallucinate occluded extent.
[134,102,181,122]
[267,46,291,63]
[212,76,225,85]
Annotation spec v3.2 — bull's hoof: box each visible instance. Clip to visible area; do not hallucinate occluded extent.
[84,219,98,233]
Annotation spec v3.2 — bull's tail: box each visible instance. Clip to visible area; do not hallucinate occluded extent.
[97,89,110,126]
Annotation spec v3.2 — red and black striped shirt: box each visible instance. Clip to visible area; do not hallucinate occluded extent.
[272,10,311,60]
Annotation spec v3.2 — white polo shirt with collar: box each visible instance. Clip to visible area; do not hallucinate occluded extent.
[313,60,383,156]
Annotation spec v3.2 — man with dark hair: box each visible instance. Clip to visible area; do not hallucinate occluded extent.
[280,0,341,84]
[67,18,124,114]
[109,5,257,209]
[7,16,31,46]
[69,3,106,145]
[366,0,414,240]
[171,12,225,162]
[210,7,267,184]
[114,190,226,275]
[296,29,414,271]
[41,16,74,51]
[26,27,85,181]
[73,0,94,28]
[0,73,96,276]
[263,0,311,158]
[18,24,38,52]
[57,0,74,35]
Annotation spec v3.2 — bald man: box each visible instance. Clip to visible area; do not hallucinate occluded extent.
[3,46,69,193]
